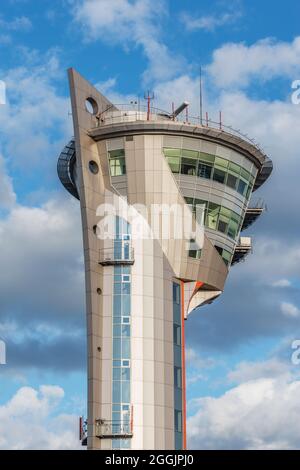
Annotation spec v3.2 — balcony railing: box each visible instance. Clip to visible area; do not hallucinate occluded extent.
[95,419,133,439]
[91,103,267,156]
[99,243,134,266]
[232,237,252,265]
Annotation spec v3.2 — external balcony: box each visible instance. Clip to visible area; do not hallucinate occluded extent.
[232,237,252,265]
[95,419,133,439]
[99,241,134,266]
[241,199,265,231]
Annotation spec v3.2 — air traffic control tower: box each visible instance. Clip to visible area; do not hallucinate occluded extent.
[58,69,272,450]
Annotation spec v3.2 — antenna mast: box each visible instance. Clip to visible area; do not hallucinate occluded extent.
[144,91,154,121]
[199,66,203,125]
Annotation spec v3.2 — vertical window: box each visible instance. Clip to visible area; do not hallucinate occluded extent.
[228,219,239,239]
[212,168,226,184]
[174,366,182,388]
[173,283,180,305]
[206,202,220,230]
[108,149,126,176]
[218,216,229,234]
[198,162,212,179]
[222,249,231,265]
[227,173,238,190]
[112,218,131,449]
[188,239,202,259]
[174,410,182,433]
[173,324,181,346]
[181,157,197,176]
[237,179,247,196]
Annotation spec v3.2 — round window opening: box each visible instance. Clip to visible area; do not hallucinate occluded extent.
[85,97,98,115]
[89,160,99,174]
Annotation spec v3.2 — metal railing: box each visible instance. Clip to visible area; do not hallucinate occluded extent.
[95,419,133,439]
[92,103,266,156]
[99,243,134,266]
[248,197,265,210]
[236,236,252,250]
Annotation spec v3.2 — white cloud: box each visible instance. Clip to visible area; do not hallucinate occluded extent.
[73,0,182,82]
[207,37,300,88]
[181,10,241,32]
[188,375,300,449]
[281,302,300,318]
[0,195,84,323]
[227,358,292,384]
[0,16,32,32]
[0,385,81,449]
[0,155,16,209]
[0,50,71,170]
[186,347,216,369]
[271,279,292,288]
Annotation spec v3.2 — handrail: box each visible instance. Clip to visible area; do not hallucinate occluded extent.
[93,103,267,157]
[95,419,133,438]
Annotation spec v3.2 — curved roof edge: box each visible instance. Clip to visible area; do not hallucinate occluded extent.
[57,140,79,200]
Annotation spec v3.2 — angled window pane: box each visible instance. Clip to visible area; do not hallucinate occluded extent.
[212,168,226,184]
[228,219,238,239]
[227,173,238,190]
[240,168,250,181]
[198,162,212,179]
[215,156,228,169]
[109,149,125,158]
[218,216,229,234]
[166,155,181,173]
[229,162,241,175]
[237,179,247,196]
[182,149,198,159]
[215,245,223,256]
[220,207,231,218]
[181,157,197,176]
[199,152,215,163]
[163,148,181,157]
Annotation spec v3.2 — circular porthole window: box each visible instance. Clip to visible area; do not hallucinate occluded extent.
[85,97,98,115]
[97,288,102,295]
[89,160,99,174]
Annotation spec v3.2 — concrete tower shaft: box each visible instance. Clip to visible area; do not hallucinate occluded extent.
[58,69,272,450]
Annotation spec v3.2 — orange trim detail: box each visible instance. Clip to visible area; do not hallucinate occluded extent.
[194,281,204,293]
[131,405,134,433]
[180,281,187,450]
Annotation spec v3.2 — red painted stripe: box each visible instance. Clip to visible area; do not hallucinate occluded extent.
[180,281,187,450]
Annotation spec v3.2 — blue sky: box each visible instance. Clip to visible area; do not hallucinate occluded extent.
[0,0,300,449]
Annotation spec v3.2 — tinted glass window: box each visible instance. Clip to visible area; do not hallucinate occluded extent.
[227,173,238,190]
[237,179,247,196]
[213,168,226,184]
[181,157,197,175]
[198,162,212,179]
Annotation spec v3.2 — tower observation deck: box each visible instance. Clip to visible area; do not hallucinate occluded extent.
[58,69,272,450]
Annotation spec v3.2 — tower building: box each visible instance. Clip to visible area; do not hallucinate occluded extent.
[58,69,272,450]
